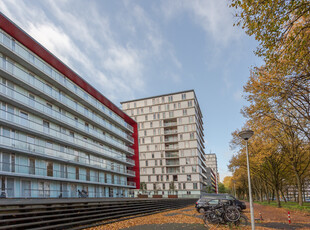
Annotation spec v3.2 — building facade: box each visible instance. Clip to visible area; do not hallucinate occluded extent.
[0,14,139,198]
[121,90,208,198]
[205,153,218,193]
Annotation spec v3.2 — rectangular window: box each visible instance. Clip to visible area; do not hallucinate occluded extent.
[183,109,187,115]
[182,93,186,100]
[148,176,151,182]
[193,183,198,189]
[145,160,148,167]
[187,175,191,181]
[29,158,35,174]
[75,167,79,180]
[47,162,53,177]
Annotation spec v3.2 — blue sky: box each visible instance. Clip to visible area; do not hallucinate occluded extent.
[1,0,263,181]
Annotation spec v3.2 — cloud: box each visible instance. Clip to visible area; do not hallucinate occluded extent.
[161,0,243,44]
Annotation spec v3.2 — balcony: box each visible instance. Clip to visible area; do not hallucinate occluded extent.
[164,122,177,127]
[0,32,134,133]
[0,56,134,146]
[164,137,178,143]
[0,134,134,177]
[164,129,178,135]
[165,152,179,158]
[165,145,179,150]
[0,109,134,166]
[0,82,134,154]
[166,159,179,166]
[166,167,180,174]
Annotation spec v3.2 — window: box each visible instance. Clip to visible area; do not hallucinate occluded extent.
[155,159,157,166]
[162,112,165,119]
[173,175,177,181]
[153,114,156,120]
[145,160,148,166]
[149,106,152,112]
[163,183,165,189]
[182,93,186,99]
[3,127,10,137]
[168,96,173,102]
[192,166,197,172]
[151,137,154,143]
[193,183,198,189]
[86,169,90,181]
[187,175,191,181]
[186,157,190,164]
[158,105,161,112]
[183,109,187,115]
[43,120,49,128]
[144,100,147,106]
[145,115,148,121]
[152,99,155,105]
[150,122,153,128]
[152,153,154,158]
[47,162,53,177]
[188,101,193,107]
[183,183,186,189]
[166,104,169,110]
[141,108,143,113]
[182,166,185,173]
[134,102,136,108]
[162,97,165,103]
[152,168,155,174]
[148,176,151,182]
[29,158,35,174]
[166,175,169,181]
[179,134,183,141]
[162,168,165,173]
[144,130,147,136]
[169,111,174,118]
[190,133,195,140]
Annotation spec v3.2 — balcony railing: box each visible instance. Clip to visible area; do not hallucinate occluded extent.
[166,168,180,174]
[165,153,179,158]
[166,160,179,166]
[0,109,135,166]
[164,138,178,143]
[0,56,134,147]
[165,145,179,150]
[164,122,177,127]
[0,161,131,187]
[0,80,134,154]
[0,31,134,133]
[164,130,178,135]
[0,135,134,177]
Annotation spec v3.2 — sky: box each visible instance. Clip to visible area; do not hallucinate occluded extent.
[0,0,263,182]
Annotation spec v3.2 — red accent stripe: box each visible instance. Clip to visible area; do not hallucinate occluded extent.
[0,13,140,188]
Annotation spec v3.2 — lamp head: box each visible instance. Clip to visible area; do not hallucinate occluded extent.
[238,130,254,140]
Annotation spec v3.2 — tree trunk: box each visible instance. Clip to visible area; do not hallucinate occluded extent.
[275,189,281,208]
[295,174,303,206]
[280,189,287,203]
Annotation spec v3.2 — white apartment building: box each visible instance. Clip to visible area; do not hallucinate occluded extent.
[205,153,218,193]
[0,13,139,198]
[121,90,208,197]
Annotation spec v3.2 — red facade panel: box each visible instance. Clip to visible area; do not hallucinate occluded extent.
[0,13,140,189]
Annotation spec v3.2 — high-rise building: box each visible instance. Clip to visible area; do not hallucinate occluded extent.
[205,153,218,193]
[0,13,139,198]
[121,90,207,197]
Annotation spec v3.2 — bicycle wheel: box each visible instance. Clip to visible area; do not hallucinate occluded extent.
[234,214,248,227]
[225,206,240,222]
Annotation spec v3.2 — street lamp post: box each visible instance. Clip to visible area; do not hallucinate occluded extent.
[239,130,255,230]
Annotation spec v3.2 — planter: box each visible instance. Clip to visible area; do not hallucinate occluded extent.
[137,194,148,198]
[152,195,163,198]
[168,195,178,198]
